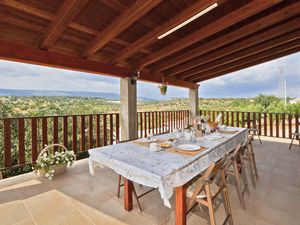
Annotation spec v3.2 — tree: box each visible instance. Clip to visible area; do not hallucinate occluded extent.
[253,94,280,110]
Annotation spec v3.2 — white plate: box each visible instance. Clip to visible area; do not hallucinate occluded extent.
[150,147,162,152]
[177,144,200,151]
[139,138,157,143]
[205,134,223,140]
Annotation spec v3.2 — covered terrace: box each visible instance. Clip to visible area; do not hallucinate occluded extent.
[0,0,300,225]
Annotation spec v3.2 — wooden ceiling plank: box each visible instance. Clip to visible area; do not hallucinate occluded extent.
[137,0,279,68]
[0,0,146,53]
[194,47,300,83]
[0,0,54,20]
[182,30,300,80]
[40,0,89,49]
[109,0,217,64]
[152,0,299,73]
[81,0,162,58]
[172,20,300,79]
[189,40,300,82]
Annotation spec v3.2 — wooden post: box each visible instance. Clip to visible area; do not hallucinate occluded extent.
[124,178,133,211]
[176,185,187,225]
[189,86,199,120]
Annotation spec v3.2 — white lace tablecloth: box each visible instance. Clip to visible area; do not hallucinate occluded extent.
[89,127,248,208]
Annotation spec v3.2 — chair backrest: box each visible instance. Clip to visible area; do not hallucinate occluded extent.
[187,154,231,209]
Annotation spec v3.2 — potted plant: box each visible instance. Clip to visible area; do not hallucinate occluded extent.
[34,144,76,180]
[158,83,168,95]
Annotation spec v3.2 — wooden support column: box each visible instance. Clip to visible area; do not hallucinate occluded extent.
[189,85,199,120]
[120,77,137,141]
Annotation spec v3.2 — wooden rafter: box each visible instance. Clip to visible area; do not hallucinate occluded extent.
[0,42,196,89]
[109,0,217,64]
[189,40,300,82]
[171,18,300,78]
[151,0,299,73]
[181,30,300,80]
[81,0,161,58]
[0,0,151,54]
[137,0,279,68]
[40,0,89,49]
[194,47,300,83]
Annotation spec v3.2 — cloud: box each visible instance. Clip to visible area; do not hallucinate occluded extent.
[0,51,299,99]
[0,60,120,93]
[200,52,300,98]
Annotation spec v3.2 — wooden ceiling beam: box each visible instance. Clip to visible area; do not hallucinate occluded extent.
[0,0,54,20]
[189,40,300,82]
[109,0,217,64]
[152,0,299,73]
[0,41,131,77]
[137,0,279,68]
[0,0,151,54]
[168,16,300,77]
[194,46,300,83]
[0,41,197,89]
[174,24,300,79]
[40,0,89,49]
[81,0,161,58]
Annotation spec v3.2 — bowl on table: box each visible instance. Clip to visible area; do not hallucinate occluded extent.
[208,122,218,132]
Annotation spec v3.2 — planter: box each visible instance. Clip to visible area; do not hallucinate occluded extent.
[159,85,168,95]
[35,144,74,179]
[39,164,67,176]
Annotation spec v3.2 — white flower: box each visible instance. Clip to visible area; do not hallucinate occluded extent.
[48,176,53,180]
[45,173,49,178]
[50,170,55,173]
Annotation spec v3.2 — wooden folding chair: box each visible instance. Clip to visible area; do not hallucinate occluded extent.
[186,156,234,225]
[289,132,300,150]
[225,144,249,210]
[242,135,259,187]
[244,120,262,144]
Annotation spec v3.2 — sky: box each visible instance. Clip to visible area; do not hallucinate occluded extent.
[0,52,299,100]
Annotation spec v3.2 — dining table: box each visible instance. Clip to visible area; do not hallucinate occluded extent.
[89,127,248,225]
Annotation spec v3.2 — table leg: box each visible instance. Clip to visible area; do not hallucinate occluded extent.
[176,185,187,225]
[124,178,133,211]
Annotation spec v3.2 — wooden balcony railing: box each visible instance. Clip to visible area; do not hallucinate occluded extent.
[200,110,299,139]
[0,110,190,173]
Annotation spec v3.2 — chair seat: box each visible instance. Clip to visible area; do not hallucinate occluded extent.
[187,182,219,199]
[292,133,300,136]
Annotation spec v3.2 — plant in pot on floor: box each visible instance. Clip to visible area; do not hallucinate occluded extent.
[34,144,76,180]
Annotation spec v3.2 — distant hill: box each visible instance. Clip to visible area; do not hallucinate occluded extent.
[0,88,155,101]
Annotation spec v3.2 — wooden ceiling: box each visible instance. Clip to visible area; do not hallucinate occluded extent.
[0,0,299,89]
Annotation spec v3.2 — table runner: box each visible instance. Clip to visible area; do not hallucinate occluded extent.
[89,127,248,207]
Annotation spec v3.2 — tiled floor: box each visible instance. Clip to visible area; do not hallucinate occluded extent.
[1,137,300,225]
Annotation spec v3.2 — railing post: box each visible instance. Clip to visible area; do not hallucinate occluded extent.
[282,113,285,138]
[270,113,273,137]
[81,115,86,151]
[18,118,25,165]
[288,114,292,139]
[3,119,12,168]
[63,116,68,148]
[72,116,77,153]
[264,113,267,136]
[31,118,38,162]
